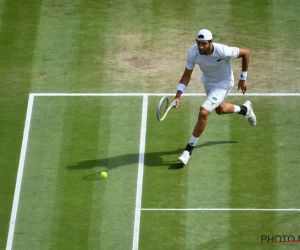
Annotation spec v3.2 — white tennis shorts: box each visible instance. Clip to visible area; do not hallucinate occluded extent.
[201,85,231,112]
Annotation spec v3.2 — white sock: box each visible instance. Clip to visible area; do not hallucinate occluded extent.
[234,105,241,113]
[189,135,198,146]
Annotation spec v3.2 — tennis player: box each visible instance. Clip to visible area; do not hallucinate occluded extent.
[173,29,256,165]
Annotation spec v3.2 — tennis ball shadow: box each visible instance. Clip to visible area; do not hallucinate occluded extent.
[84,173,106,181]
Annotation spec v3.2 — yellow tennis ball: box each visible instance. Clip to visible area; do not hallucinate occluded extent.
[100,171,108,179]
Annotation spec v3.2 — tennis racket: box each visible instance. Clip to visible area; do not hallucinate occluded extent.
[156,96,175,121]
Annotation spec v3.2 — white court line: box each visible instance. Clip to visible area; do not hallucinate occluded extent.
[132,95,148,250]
[142,208,300,211]
[31,92,300,97]
[6,94,35,250]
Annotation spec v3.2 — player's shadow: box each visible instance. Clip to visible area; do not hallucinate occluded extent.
[167,140,238,169]
[66,140,238,179]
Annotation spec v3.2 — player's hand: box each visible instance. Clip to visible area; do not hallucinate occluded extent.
[172,96,180,108]
[238,80,247,95]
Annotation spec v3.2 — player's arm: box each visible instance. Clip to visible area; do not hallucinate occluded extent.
[173,68,193,107]
[237,48,250,94]
[176,67,193,97]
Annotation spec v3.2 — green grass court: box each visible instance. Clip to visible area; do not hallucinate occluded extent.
[4,94,300,250]
[1,0,300,249]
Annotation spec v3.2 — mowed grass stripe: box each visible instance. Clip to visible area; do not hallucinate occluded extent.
[0,1,42,248]
[272,1,300,92]
[30,0,82,93]
[184,97,233,208]
[184,97,233,249]
[0,0,5,28]
[228,97,277,248]
[70,0,110,92]
[274,97,300,208]
[51,97,102,250]
[97,97,142,249]
[274,97,300,236]
[87,97,113,249]
[12,97,67,250]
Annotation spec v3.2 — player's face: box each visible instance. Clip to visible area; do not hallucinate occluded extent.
[196,40,212,55]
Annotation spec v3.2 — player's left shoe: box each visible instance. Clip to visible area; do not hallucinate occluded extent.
[243,100,257,127]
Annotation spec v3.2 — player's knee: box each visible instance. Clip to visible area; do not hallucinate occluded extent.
[201,99,218,113]
[199,107,210,120]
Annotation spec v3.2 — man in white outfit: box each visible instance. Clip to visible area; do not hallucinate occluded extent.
[173,29,256,165]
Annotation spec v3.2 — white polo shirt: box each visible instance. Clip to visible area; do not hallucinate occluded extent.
[186,43,239,88]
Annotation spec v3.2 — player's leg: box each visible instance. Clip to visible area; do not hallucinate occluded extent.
[178,102,215,164]
[178,86,222,164]
[192,106,210,138]
[215,101,235,114]
[215,100,257,127]
[178,106,210,165]
[179,86,230,165]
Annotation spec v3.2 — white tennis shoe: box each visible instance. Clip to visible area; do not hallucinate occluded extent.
[178,150,190,165]
[243,100,257,127]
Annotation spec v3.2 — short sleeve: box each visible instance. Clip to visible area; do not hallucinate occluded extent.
[186,49,195,70]
[223,46,239,59]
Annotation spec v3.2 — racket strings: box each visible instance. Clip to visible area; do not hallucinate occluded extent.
[159,99,168,117]
[157,96,171,121]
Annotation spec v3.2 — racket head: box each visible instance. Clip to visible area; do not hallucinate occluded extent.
[157,96,170,121]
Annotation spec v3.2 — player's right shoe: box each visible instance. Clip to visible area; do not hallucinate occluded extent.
[243,100,257,127]
[178,150,190,165]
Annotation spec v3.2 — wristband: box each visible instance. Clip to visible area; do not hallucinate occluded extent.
[240,71,247,80]
[178,83,186,92]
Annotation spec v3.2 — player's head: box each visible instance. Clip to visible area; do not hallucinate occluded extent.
[196,29,213,55]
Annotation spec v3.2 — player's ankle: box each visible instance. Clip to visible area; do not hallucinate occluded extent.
[238,105,247,115]
[185,143,195,155]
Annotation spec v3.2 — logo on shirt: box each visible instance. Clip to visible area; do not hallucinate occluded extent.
[216,59,222,62]
[213,97,217,101]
